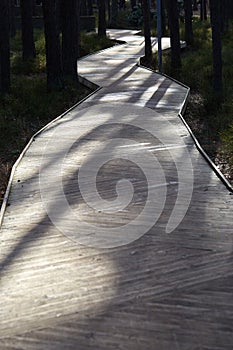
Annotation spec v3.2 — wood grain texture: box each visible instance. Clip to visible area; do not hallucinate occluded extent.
[0,30,233,349]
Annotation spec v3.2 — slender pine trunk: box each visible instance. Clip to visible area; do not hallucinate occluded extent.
[0,0,10,94]
[142,0,152,61]
[184,0,193,45]
[21,0,36,60]
[42,0,64,91]
[165,0,181,68]
[98,0,106,36]
[61,0,80,82]
[209,0,222,92]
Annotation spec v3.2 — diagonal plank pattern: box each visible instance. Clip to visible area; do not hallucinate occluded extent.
[0,30,233,349]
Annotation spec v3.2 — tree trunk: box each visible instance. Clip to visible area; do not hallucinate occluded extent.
[184,0,193,45]
[165,0,181,68]
[161,0,166,36]
[203,0,207,19]
[32,0,36,16]
[0,0,10,94]
[87,0,93,15]
[220,0,229,33]
[107,0,111,26]
[200,0,207,20]
[209,0,222,92]
[61,0,80,82]
[80,0,87,15]
[9,0,16,38]
[142,0,152,61]
[21,0,36,60]
[229,0,233,19]
[42,0,64,91]
[109,0,118,27]
[98,0,106,36]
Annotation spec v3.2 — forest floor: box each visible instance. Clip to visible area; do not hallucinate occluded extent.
[184,92,233,185]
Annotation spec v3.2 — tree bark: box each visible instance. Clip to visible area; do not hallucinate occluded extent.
[220,0,229,33]
[61,0,80,82]
[107,0,111,26]
[9,0,16,38]
[200,0,207,20]
[21,0,36,60]
[80,0,87,15]
[165,0,181,68]
[142,0,152,61]
[209,0,222,92]
[203,0,207,19]
[98,0,106,36]
[109,0,118,28]
[229,0,233,19]
[0,0,10,94]
[42,0,64,91]
[87,0,93,15]
[161,0,166,36]
[184,0,193,45]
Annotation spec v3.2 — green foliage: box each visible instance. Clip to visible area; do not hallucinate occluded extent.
[127,6,156,29]
[11,30,46,74]
[128,6,143,27]
[112,9,132,29]
[79,33,115,56]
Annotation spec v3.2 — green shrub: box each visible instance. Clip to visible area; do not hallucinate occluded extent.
[128,6,143,27]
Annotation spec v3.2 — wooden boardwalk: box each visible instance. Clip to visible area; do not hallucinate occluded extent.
[0,30,233,349]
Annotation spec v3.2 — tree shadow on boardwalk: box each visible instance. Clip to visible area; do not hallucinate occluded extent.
[1,34,233,347]
[1,105,233,349]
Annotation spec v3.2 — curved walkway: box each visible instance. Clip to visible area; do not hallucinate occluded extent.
[0,30,233,349]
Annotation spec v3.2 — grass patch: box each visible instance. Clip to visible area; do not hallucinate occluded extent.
[79,32,116,56]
